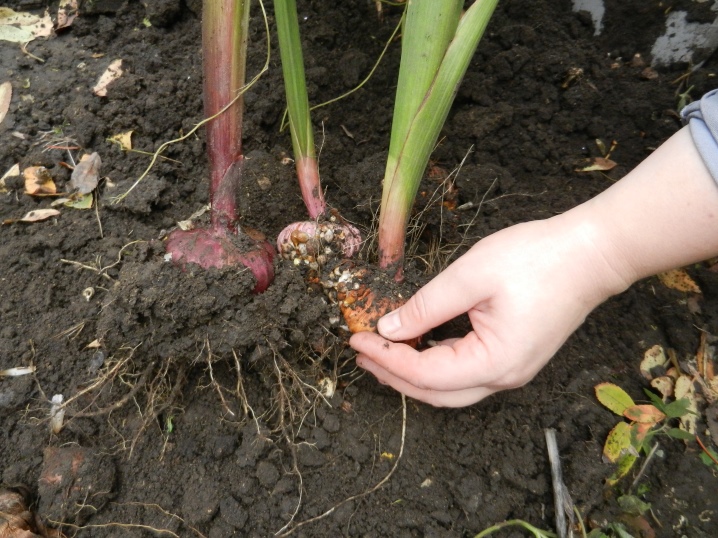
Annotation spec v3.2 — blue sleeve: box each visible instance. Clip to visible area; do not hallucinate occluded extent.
[681,89,718,182]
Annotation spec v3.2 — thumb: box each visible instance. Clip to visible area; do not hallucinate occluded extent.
[377,263,485,341]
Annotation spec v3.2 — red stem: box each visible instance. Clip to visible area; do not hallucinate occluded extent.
[296,156,326,219]
[203,0,248,231]
[378,203,409,281]
[696,435,718,465]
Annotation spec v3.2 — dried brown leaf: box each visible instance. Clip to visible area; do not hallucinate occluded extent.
[0,81,11,125]
[640,344,668,380]
[0,163,19,193]
[108,130,133,151]
[19,208,60,222]
[93,59,122,97]
[576,157,617,173]
[657,268,701,293]
[23,166,56,195]
[0,7,53,43]
[57,0,78,30]
[69,152,101,194]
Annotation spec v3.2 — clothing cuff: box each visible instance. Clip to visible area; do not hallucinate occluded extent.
[681,88,718,183]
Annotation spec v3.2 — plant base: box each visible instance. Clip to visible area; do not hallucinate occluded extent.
[166,227,275,293]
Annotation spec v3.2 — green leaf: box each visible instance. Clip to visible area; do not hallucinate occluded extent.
[642,388,667,412]
[596,383,635,416]
[64,192,93,209]
[699,447,718,469]
[606,453,638,486]
[623,404,665,424]
[379,0,498,269]
[603,422,635,463]
[617,495,651,516]
[663,398,692,418]
[275,0,314,160]
[586,531,609,538]
[606,523,636,538]
[666,428,694,441]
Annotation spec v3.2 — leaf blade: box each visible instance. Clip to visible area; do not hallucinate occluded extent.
[596,382,635,415]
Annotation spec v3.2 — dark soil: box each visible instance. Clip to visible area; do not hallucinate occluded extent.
[1,1,717,536]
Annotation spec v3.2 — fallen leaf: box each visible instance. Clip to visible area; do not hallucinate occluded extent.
[657,268,701,293]
[20,208,60,222]
[706,403,718,446]
[23,165,56,195]
[65,192,93,209]
[630,422,653,446]
[606,453,637,486]
[57,0,78,30]
[0,163,19,193]
[596,382,635,416]
[69,152,101,194]
[675,375,698,435]
[0,7,53,43]
[640,344,668,380]
[108,130,133,151]
[650,376,674,399]
[0,81,10,125]
[603,421,636,463]
[617,494,651,516]
[623,404,666,425]
[93,59,123,97]
[576,157,617,173]
[620,515,655,538]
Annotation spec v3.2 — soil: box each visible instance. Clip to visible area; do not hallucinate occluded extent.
[1,1,717,537]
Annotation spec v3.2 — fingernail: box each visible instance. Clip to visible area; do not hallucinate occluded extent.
[378,310,401,337]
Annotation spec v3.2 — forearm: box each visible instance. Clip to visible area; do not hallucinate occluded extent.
[561,126,718,294]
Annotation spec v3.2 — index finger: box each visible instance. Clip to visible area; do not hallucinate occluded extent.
[349,330,500,392]
[377,258,489,341]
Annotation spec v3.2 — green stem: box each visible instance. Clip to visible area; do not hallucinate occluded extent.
[203,0,249,231]
[378,0,498,277]
[275,0,326,219]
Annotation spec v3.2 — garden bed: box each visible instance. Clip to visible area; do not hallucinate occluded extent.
[1,1,716,536]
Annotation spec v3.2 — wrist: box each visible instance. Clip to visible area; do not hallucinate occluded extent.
[547,208,634,308]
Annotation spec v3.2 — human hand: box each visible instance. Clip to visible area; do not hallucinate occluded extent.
[350,215,628,407]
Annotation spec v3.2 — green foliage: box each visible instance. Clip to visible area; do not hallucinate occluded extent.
[700,446,718,470]
[596,383,693,485]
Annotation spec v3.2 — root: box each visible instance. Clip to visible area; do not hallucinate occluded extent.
[68,359,155,419]
[275,394,407,537]
[60,240,144,282]
[51,501,206,538]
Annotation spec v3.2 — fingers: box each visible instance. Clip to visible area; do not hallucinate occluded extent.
[377,256,487,341]
[356,354,494,407]
[349,330,500,392]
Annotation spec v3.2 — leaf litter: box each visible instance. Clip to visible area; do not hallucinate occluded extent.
[0,81,10,125]
[0,7,53,44]
[93,59,123,97]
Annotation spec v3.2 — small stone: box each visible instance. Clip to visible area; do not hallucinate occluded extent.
[640,67,659,80]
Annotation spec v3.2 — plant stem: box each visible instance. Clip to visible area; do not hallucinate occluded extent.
[378,0,498,278]
[275,0,326,219]
[203,0,250,230]
[474,519,557,538]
